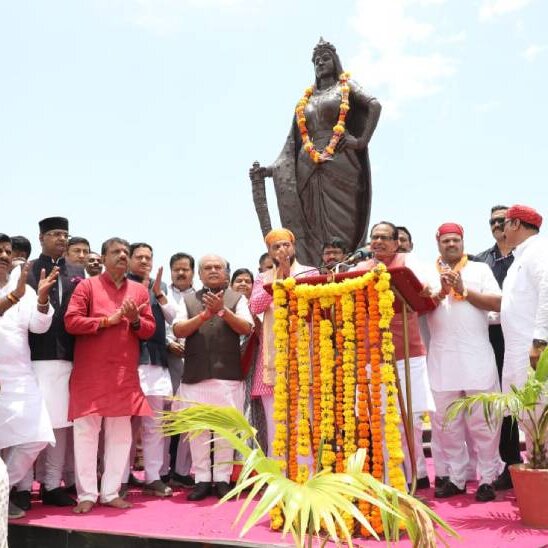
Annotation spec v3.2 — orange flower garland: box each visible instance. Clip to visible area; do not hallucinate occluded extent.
[355,287,371,529]
[287,293,299,481]
[296,296,311,484]
[367,277,384,534]
[295,72,351,164]
[334,297,345,473]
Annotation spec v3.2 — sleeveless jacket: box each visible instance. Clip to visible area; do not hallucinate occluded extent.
[182,288,243,384]
[27,254,85,361]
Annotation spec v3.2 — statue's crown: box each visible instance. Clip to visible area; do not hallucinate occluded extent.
[312,37,337,61]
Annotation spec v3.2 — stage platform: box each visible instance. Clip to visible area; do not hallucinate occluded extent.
[8,473,548,548]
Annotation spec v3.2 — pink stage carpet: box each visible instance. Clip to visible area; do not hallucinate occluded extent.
[10,478,548,548]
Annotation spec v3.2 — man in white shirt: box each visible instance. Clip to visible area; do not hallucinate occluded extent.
[161,252,195,488]
[501,205,548,392]
[426,223,504,502]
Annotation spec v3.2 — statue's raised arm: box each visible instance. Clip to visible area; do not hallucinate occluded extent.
[249,38,381,267]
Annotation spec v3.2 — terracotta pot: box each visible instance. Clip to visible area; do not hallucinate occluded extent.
[509,463,548,528]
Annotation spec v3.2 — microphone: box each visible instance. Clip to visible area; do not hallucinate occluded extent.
[345,247,372,264]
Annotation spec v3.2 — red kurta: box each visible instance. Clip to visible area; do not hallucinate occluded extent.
[64,272,155,420]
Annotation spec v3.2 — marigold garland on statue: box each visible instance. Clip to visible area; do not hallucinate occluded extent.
[295,72,351,164]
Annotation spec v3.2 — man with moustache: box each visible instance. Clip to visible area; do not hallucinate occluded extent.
[320,237,348,273]
[248,228,314,456]
[474,205,519,489]
[500,205,548,389]
[426,223,503,501]
[84,252,103,277]
[25,217,84,507]
[173,254,253,501]
[161,253,195,488]
[354,221,435,491]
[64,237,155,513]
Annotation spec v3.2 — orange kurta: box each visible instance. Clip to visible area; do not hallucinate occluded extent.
[64,273,155,420]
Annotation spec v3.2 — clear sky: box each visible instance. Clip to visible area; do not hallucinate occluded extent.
[1,0,546,278]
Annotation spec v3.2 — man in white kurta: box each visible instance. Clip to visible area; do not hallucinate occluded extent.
[426,223,504,502]
[0,235,57,518]
[500,205,548,392]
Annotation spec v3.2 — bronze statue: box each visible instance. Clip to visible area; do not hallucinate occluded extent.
[250,38,381,266]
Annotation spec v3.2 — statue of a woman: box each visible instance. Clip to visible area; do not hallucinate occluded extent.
[250,38,381,266]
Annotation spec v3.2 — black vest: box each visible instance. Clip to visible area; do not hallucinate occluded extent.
[182,288,243,384]
[27,254,85,361]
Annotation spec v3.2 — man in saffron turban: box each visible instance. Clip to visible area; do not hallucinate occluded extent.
[248,228,315,456]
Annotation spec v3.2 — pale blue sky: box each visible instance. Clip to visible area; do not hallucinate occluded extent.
[1,0,546,277]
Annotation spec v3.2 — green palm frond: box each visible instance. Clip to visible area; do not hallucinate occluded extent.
[535,346,548,383]
[163,402,458,547]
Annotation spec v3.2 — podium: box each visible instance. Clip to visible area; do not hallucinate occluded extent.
[266,266,436,495]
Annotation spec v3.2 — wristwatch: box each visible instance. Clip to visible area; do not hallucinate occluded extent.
[532,339,547,349]
[217,308,226,318]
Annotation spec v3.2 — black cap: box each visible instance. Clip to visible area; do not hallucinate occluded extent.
[39,216,69,233]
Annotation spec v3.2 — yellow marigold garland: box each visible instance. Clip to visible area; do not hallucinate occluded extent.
[271,282,289,463]
[319,313,336,469]
[311,300,322,461]
[376,272,406,492]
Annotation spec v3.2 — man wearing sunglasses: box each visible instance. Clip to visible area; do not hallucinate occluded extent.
[474,205,519,490]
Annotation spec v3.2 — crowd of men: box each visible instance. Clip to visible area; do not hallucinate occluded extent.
[0,204,547,525]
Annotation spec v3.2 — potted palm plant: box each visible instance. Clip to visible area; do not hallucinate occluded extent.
[163,403,457,547]
[445,348,548,528]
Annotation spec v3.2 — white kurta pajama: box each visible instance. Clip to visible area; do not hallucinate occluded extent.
[162,284,193,478]
[501,234,548,455]
[426,261,504,489]
[0,280,55,488]
[501,234,548,391]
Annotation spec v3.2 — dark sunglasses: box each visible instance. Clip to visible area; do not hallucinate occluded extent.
[489,218,506,227]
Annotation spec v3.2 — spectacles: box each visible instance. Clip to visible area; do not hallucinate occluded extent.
[44,230,70,239]
[370,235,394,241]
[489,218,506,227]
